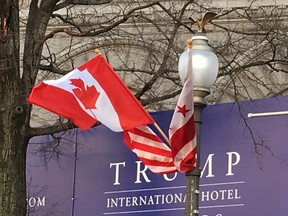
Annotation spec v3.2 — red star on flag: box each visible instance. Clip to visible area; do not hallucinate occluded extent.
[177,104,190,117]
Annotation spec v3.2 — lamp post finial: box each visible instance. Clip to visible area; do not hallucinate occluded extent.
[189,11,217,33]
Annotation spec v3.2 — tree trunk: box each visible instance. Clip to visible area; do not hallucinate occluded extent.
[0,1,29,215]
[0,128,28,216]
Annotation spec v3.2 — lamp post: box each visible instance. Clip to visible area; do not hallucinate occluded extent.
[178,33,219,216]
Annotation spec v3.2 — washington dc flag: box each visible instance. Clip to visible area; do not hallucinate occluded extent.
[169,47,197,173]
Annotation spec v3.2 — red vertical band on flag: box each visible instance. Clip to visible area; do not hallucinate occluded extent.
[28,83,96,130]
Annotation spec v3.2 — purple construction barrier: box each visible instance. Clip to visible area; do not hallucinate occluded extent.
[27,96,288,216]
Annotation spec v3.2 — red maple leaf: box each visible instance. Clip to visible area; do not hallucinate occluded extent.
[70,78,100,109]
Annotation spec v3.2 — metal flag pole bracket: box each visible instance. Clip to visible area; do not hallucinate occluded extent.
[247,111,288,118]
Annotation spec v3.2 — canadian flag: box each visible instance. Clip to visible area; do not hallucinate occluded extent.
[28,55,154,131]
[169,48,197,173]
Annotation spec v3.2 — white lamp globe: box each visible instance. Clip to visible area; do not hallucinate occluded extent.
[178,35,218,91]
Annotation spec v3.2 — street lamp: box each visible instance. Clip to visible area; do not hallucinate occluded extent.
[178,32,219,216]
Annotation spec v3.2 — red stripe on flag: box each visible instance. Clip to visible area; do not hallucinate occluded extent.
[127,127,162,142]
[179,147,197,173]
[28,83,96,130]
[170,114,196,155]
[139,157,176,167]
[138,157,178,174]
[128,140,174,158]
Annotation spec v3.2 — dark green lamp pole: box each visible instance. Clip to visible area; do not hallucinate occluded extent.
[178,33,219,216]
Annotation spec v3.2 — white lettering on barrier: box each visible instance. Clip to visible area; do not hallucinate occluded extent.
[110,161,125,185]
[135,161,151,183]
[27,197,46,207]
[226,152,240,176]
[201,189,241,202]
[106,193,185,208]
[201,154,215,178]
[163,172,178,181]
[109,151,241,185]
[203,214,223,216]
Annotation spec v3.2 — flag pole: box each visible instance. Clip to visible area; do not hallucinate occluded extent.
[94,49,102,56]
[153,122,171,145]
